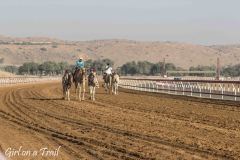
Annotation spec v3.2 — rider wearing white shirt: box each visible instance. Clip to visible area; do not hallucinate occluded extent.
[105,64,112,75]
[103,63,112,82]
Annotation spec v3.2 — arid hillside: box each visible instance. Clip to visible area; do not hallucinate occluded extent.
[0,35,239,69]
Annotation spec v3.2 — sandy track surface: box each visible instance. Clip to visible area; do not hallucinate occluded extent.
[0,82,240,160]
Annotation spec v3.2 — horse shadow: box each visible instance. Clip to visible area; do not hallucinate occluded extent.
[27,97,63,101]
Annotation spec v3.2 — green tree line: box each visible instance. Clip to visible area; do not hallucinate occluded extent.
[120,61,181,76]
[1,59,114,76]
[1,60,240,77]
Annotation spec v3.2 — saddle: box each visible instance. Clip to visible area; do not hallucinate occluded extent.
[88,73,99,87]
[88,73,95,86]
[103,74,111,83]
[73,68,85,82]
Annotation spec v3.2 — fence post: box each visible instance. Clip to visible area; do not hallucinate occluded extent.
[168,83,170,93]
[208,83,212,99]
[189,82,193,96]
[197,83,201,97]
[135,80,138,91]
[174,82,177,94]
[156,82,159,92]
[232,84,237,101]
[151,81,154,92]
[181,82,184,95]
[219,84,224,100]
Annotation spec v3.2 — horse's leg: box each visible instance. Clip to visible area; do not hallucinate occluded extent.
[111,81,114,94]
[63,87,65,99]
[89,86,92,100]
[93,86,95,101]
[104,82,107,91]
[75,83,78,100]
[105,83,108,92]
[82,80,85,101]
[114,82,117,95]
[113,84,116,95]
[109,77,112,94]
[79,84,82,101]
[67,89,70,101]
[116,83,119,95]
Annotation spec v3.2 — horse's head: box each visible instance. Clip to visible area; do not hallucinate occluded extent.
[88,72,98,86]
[63,73,72,84]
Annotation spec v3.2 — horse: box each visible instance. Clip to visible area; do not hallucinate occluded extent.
[73,68,86,101]
[62,71,72,101]
[103,73,112,94]
[111,72,120,95]
[88,72,99,101]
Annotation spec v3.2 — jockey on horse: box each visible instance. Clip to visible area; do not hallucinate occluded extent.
[103,63,113,93]
[73,56,85,81]
[103,63,113,82]
[73,56,86,101]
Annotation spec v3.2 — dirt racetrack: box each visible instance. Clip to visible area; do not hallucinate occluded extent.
[0,82,240,160]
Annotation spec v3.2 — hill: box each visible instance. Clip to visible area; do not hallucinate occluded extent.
[0,35,239,69]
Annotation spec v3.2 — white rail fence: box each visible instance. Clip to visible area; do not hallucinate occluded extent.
[119,78,240,101]
[0,77,61,86]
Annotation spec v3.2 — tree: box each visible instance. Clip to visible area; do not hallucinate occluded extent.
[222,64,240,77]
[41,61,57,75]
[4,65,18,74]
[58,62,69,74]
[120,61,138,75]
[18,62,39,75]
[137,61,153,75]
[150,63,162,75]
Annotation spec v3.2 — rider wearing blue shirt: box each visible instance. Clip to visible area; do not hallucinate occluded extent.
[76,57,84,69]
[73,57,85,82]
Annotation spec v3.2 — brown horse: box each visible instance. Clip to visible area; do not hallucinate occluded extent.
[103,73,112,94]
[62,71,72,101]
[88,72,99,101]
[73,68,86,101]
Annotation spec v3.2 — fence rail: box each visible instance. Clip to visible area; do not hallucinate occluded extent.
[0,76,61,86]
[119,78,240,101]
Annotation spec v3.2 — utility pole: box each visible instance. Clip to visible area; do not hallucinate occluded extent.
[163,58,166,77]
[216,57,220,80]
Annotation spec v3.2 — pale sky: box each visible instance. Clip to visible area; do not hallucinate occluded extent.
[0,0,240,44]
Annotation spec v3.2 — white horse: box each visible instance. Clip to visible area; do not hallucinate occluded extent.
[112,73,120,95]
[88,72,99,101]
[62,71,72,101]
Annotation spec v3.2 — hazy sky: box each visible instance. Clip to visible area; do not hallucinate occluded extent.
[0,0,240,44]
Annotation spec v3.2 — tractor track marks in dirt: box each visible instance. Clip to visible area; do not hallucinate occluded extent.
[26,85,237,159]
[1,87,152,160]
[0,83,240,159]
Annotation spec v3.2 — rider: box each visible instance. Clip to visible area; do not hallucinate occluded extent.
[105,63,112,75]
[73,56,85,81]
[103,63,112,81]
[75,56,85,70]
